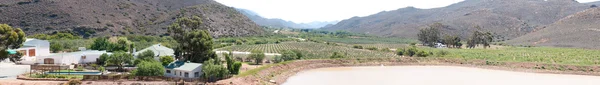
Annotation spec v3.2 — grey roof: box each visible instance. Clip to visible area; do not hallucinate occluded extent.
[173,62,202,71]
[134,44,174,57]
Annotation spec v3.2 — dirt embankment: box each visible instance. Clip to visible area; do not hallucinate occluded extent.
[216,57,600,85]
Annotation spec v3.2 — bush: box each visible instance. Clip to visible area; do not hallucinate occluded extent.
[249,50,265,65]
[366,47,378,50]
[131,61,165,77]
[231,62,242,74]
[202,58,230,82]
[159,56,175,66]
[404,47,418,57]
[416,51,429,57]
[273,56,284,63]
[291,50,304,59]
[281,50,297,61]
[396,49,405,56]
[352,45,363,49]
[329,52,345,59]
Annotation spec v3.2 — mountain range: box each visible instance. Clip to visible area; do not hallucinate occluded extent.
[236,8,337,29]
[323,0,598,41]
[0,0,263,38]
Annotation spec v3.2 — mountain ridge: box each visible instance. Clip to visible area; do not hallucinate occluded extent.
[323,0,593,41]
[236,8,337,29]
[0,0,263,38]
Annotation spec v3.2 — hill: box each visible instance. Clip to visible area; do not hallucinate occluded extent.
[236,8,337,29]
[0,0,263,38]
[323,0,593,40]
[506,8,600,49]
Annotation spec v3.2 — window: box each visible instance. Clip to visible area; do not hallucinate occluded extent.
[179,72,182,76]
[194,72,199,77]
[166,70,171,73]
[184,72,189,78]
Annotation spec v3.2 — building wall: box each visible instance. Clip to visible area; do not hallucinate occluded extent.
[165,68,203,78]
[24,39,51,56]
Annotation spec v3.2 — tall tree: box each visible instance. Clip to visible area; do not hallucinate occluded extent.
[90,37,110,51]
[132,61,165,78]
[0,24,26,62]
[418,23,441,47]
[105,52,134,72]
[169,16,216,63]
[467,26,494,49]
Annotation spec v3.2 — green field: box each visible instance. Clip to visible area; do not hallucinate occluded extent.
[311,37,417,44]
[217,42,398,59]
[418,46,600,66]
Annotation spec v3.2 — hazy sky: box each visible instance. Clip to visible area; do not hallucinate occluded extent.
[216,0,600,23]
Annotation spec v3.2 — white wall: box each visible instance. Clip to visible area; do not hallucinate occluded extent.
[24,39,51,56]
[35,51,109,65]
[165,67,203,78]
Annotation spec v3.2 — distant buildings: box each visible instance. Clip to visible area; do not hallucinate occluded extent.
[164,61,203,78]
[35,50,109,65]
[10,39,51,64]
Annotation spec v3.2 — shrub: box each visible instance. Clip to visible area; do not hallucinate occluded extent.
[159,56,175,66]
[281,50,297,61]
[396,49,405,56]
[131,61,165,77]
[231,62,242,74]
[273,56,284,63]
[366,47,378,50]
[416,51,429,57]
[352,45,363,49]
[202,58,230,82]
[249,50,265,65]
[404,47,418,57]
[291,50,304,59]
[329,52,345,59]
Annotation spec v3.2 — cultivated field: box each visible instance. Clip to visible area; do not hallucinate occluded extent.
[420,47,600,66]
[217,42,398,59]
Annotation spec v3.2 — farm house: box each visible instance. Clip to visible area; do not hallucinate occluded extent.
[10,39,51,64]
[35,50,110,65]
[164,61,203,78]
[133,44,174,60]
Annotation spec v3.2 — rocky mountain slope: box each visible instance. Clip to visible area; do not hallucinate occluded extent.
[236,8,337,29]
[0,0,263,38]
[506,8,600,49]
[323,0,594,40]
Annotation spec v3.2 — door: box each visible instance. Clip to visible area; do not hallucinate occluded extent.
[44,58,54,64]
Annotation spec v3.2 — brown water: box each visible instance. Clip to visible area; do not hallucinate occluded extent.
[283,66,600,85]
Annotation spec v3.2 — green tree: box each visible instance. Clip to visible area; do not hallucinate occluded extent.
[50,42,63,53]
[96,53,109,65]
[168,16,216,63]
[291,50,304,59]
[159,56,175,66]
[231,62,242,74]
[467,26,494,49]
[281,50,297,61]
[249,50,265,65]
[138,50,155,60]
[132,61,165,78]
[105,52,134,72]
[442,35,462,48]
[112,37,131,52]
[223,52,242,74]
[90,37,110,51]
[418,23,442,47]
[329,52,345,59]
[0,24,26,62]
[202,58,230,82]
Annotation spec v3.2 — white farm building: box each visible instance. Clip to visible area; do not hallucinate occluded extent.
[35,50,110,65]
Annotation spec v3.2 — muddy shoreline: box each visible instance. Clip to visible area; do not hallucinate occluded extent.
[217,57,600,85]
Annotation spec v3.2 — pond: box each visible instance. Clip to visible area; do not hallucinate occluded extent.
[283,66,600,85]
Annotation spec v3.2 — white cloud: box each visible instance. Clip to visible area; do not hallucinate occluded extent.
[216,0,600,23]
